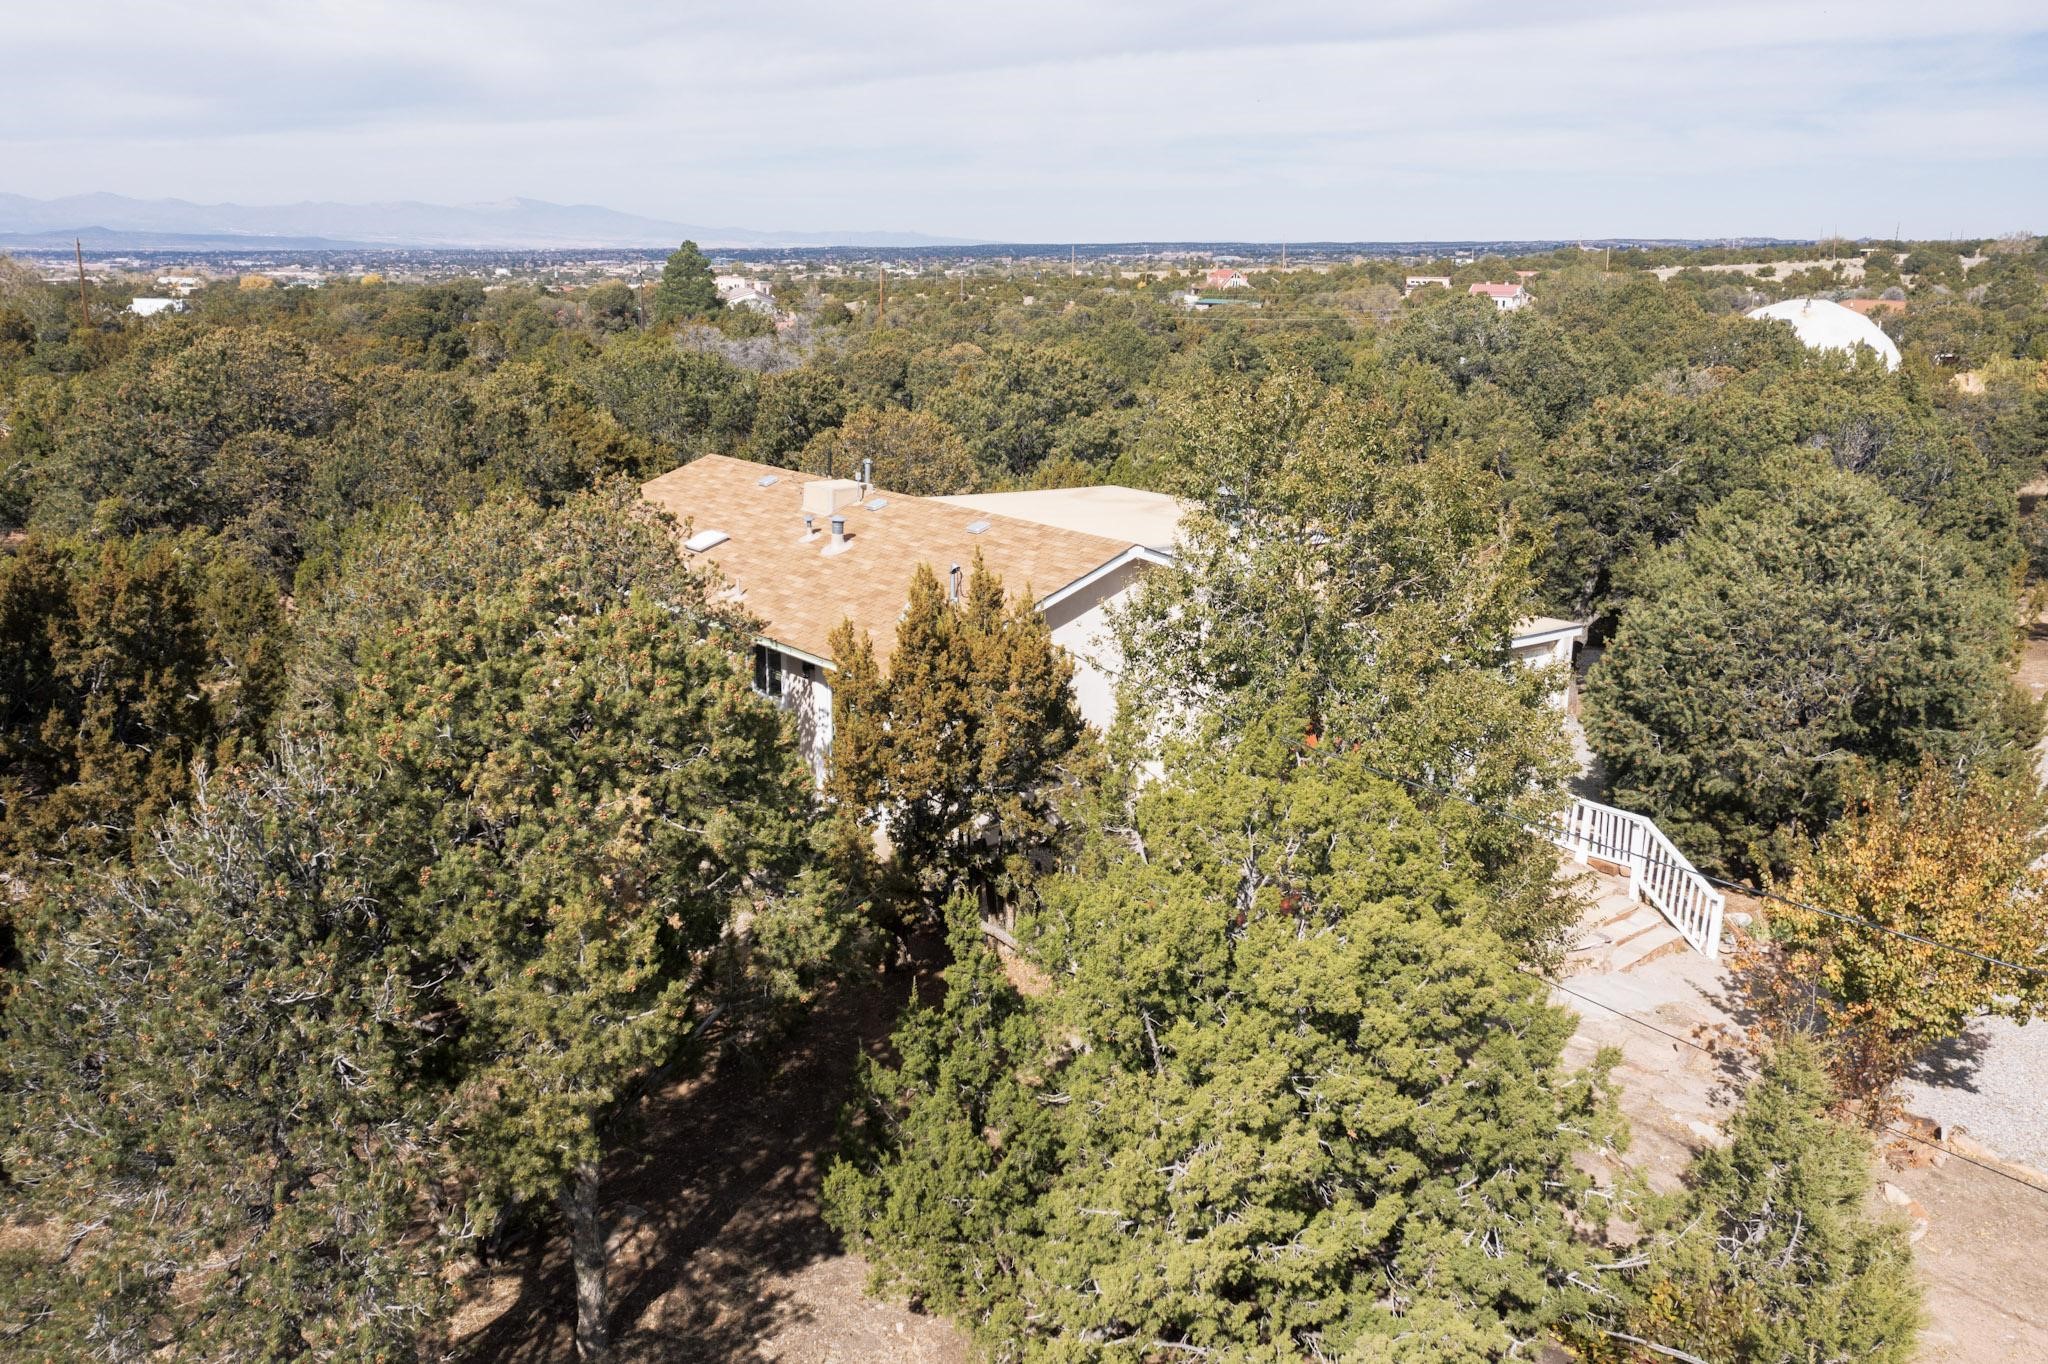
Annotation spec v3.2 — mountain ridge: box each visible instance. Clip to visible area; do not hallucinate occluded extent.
[0,193,978,250]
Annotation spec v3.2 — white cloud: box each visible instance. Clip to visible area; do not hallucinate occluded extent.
[6,0,2044,237]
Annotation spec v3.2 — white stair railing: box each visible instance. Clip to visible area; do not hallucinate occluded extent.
[1549,796,1726,959]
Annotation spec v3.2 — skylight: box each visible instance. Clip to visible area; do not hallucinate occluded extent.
[966,519,990,534]
[684,529,730,553]
[756,474,779,487]
[867,498,889,511]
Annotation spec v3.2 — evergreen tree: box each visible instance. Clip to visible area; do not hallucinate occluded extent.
[1611,1042,1920,1364]
[651,240,720,325]
[1,750,463,1362]
[828,717,1619,1361]
[331,504,841,1362]
[1,534,284,870]
[1583,457,2032,876]
[828,556,1086,907]
[822,894,1057,1336]
[1117,368,1577,955]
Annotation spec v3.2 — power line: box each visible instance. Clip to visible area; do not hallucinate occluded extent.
[1349,761,2048,981]
[1544,974,2048,1200]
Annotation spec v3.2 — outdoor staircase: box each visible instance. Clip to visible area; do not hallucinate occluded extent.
[1563,866,1691,974]
[1546,796,1726,962]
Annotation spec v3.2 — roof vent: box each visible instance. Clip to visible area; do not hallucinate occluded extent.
[684,529,730,553]
[966,519,990,534]
[867,498,889,511]
[756,474,779,487]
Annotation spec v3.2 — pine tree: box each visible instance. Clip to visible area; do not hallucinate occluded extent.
[333,517,840,1362]
[650,240,720,325]
[0,749,463,1362]
[827,556,1087,908]
[1611,1041,1921,1364]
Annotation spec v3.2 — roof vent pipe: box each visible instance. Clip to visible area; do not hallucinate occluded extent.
[830,514,847,547]
[949,563,963,601]
[860,457,874,492]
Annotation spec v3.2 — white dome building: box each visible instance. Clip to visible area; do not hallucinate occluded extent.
[1745,297,1901,371]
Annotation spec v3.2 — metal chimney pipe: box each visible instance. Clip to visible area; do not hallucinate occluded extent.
[830,514,847,547]
[859,456,873,492]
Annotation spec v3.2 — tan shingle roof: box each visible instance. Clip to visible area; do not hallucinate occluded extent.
[641,454,1140,666]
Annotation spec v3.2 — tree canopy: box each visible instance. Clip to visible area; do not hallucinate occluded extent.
[1583,458,2034,875]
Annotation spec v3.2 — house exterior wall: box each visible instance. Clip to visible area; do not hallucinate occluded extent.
[754,643,834,782]
[1510,632,1580,709]
[1039,557,1152,734]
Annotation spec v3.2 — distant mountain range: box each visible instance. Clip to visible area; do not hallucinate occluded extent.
[0,193,979,250]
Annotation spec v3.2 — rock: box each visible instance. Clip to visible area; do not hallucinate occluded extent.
[1878,1181,1913,1209]
[1685,1119,1723,1146]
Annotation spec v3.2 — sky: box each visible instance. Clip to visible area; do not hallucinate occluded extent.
[8,0,2048,242]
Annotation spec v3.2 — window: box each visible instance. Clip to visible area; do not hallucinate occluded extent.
[753,644,784,698]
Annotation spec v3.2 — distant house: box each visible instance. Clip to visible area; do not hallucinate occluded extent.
[127,297,187,317]
[1404,275,1453,292]
[715,274,776,314]
[1177,291,1263,311]
[1841,297,1906,317]
[155,275,203,296]
[1469,282,1529,311]
[1204,267,1250,289]
[1514,270,1538,281]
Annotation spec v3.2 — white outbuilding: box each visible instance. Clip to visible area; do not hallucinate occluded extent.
[1746,297,1900,371]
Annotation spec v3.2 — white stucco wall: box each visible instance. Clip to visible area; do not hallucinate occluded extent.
[1039,557,1152,734]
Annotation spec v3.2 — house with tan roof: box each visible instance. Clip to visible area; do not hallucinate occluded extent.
[641,455,1177,775]
[642,454,1587,774]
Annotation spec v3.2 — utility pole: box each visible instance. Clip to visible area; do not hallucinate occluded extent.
[1069,244,1076,277]
[1281,242,1287,271]
[876,265,886,326]
[75,238,89,326]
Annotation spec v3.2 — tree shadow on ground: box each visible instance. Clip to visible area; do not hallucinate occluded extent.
[1906,1022,1994,1095]
[459,927,951,1363]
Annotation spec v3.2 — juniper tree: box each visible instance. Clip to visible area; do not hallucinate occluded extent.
[827,556,1087,909]
[1116,368,1576,956]
[0,749,463,1362]
[828,716,1620,1362]
[1610,1041,1920,1364]
[1583,457,2032,876]
[1,534,286,871]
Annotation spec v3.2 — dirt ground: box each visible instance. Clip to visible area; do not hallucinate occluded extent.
[452,946,972,1364]
[1557,952,2048,1364]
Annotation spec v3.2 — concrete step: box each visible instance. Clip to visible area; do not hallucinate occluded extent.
[1585,893,1643,929]
[1576,904,1664,949]
[1609,920,1689,972]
